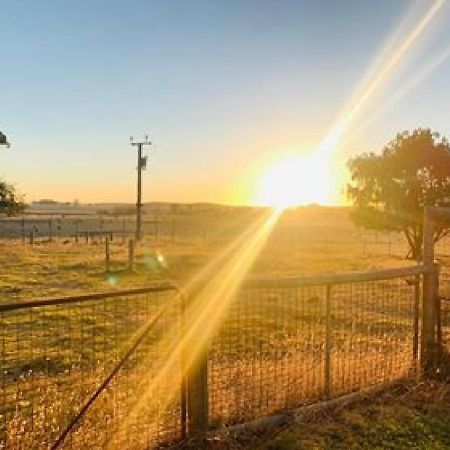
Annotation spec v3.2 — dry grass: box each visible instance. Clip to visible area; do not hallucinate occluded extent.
[0,207,448,448]
[0,207,412,303]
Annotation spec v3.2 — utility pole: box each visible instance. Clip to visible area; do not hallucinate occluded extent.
[130,135,151,241]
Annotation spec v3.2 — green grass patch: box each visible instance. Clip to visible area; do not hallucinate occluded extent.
[256,382,450,450]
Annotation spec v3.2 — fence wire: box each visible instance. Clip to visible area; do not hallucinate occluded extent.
[0,286,183,450]
[441,299,450,354]
[0,270,426,447]
[208,276,419,428]
[437,235,450,357]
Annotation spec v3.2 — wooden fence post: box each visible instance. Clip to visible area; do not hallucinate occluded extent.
[324,284,332,399]
[128,239,135,271]
[48,219,53,242]
[180,293,187,441]
[21,217,25,244]
[186,285,209,446]
[105,236,110,273]
[29,230,34,245]
[187,342,208,446]
[421,207,439,373]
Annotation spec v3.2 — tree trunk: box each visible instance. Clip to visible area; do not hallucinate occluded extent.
[403,228,422,260]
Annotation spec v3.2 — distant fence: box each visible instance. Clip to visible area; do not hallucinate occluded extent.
[0,217,161,244]
[0,214,426,259]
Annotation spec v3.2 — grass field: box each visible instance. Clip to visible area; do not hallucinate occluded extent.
[0,206,446,449]
[263,382,450,450]
[0,207,412,303]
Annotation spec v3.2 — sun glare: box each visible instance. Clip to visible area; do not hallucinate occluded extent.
[256,152,332,208]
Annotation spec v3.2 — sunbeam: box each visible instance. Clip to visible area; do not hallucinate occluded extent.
[343,45,450,145]
[317,0,446,160]
[107,207,282,442]
[115,5,450,427]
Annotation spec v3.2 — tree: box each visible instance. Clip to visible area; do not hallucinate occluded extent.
[0,131,25,215]
[347,128,450,259]
[0,181,25,216]
[0,131,10,148]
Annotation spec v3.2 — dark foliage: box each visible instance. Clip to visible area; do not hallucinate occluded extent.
[347,128,450,259]
[0,181,26,216]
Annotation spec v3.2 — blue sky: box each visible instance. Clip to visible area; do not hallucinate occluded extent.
[1,1,450,204]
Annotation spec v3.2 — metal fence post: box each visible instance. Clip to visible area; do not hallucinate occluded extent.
[413,274,420,372]
[324,284,332,399]
[421,207,439,373]
[436,266,442,349]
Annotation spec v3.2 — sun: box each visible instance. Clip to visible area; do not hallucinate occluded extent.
[255,151,332,208]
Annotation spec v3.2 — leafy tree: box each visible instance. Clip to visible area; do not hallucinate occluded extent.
[347,128,450,259]
[0,131,10,148]
[0,131,25,215]
[0,181,25,216]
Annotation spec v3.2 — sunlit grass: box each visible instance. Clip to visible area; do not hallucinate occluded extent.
[0,207,421,448]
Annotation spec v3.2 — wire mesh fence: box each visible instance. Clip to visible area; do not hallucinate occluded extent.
[0,265,434,448]
[441,299,450,354]
[435,234,450,287]
[0,213,415,261]
[437,237,450,357]
[208,271,421,429]
[0,286,184,450]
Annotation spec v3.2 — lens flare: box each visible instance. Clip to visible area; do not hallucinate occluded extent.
[344,45,450,144]
[317,0,446,160]
[106,273,118,286]
[110,207,282,440]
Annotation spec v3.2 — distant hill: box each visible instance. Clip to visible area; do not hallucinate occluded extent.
[27,201,347,216]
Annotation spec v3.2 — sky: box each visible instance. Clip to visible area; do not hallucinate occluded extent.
[1,0,450,205]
